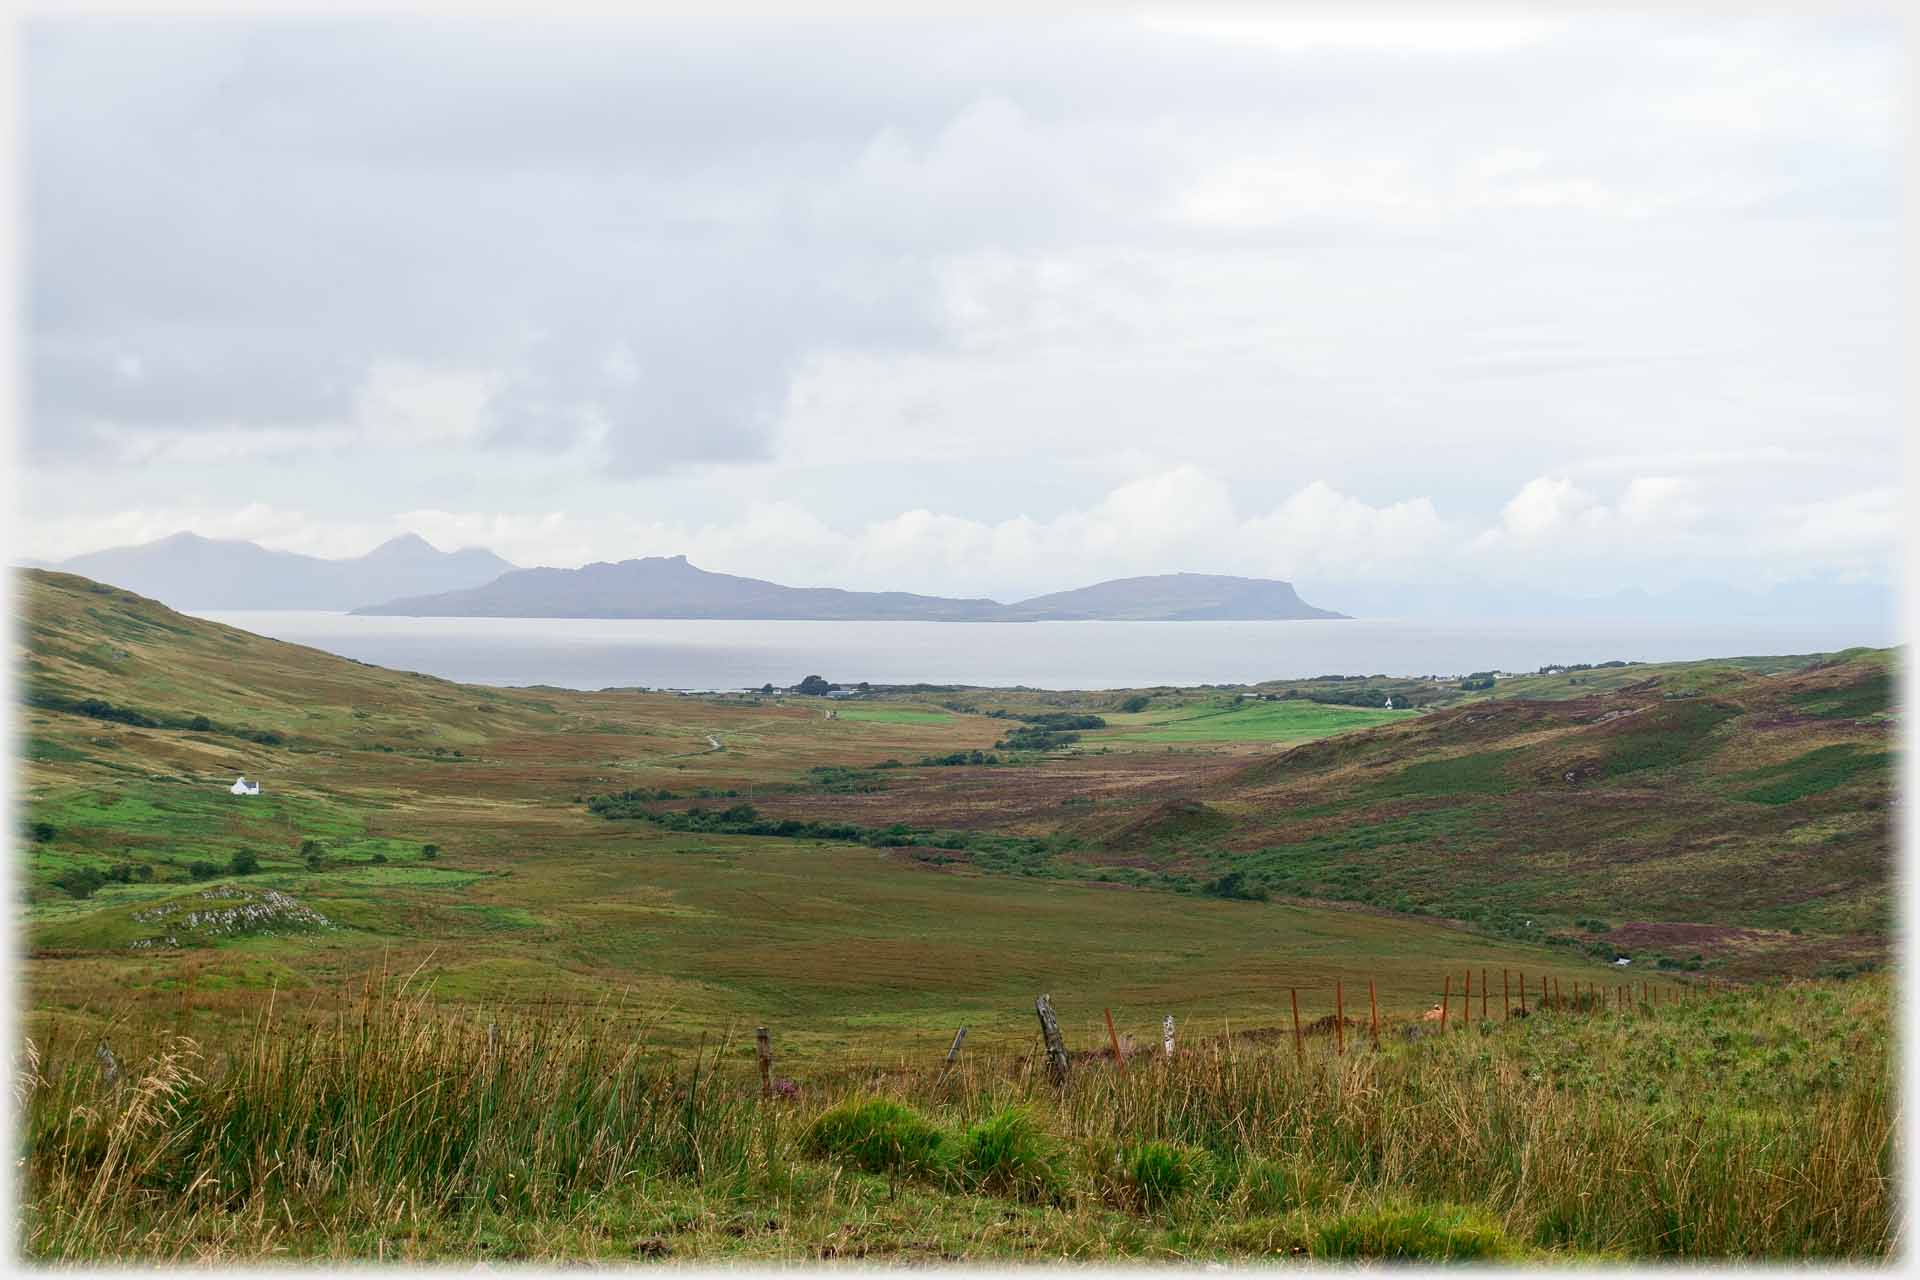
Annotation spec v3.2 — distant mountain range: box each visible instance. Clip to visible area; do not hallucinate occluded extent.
[352,555,1350,622]
[994,572,1345,622]
[40,532,516,611]
[27,530,1887,627]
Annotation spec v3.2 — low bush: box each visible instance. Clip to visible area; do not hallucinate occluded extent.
[951,1106,1066,1203]
[1111,1140,1207,1213]
[801,1099,948,1179]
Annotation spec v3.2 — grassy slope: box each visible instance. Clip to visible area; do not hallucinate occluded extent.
[733,654,1895,978]
[18,570,1604,1061]
[14,571,1897,1262]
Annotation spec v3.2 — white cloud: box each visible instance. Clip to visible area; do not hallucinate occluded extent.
[352,362,501,447]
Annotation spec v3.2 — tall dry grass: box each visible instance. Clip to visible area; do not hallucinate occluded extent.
[17,976,1893,1261]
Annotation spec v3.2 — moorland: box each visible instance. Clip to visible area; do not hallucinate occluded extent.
[12,568,1898,1261]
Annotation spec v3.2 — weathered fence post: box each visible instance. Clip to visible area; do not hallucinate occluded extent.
[1481,968,1489,1022]
[1518,971,1527,1014]
[1463,969,1472,1025]
[1163,1014,1176,1059]
[1035,994,1070,1086]
[1334,981,1345,1056]
[96,1041,120,1089]
[1104,1008,1126,1069]
[487,1021,499,1057]
[1290,988,1302,1058]
[756,1025,772,1098]
[1440,973,1451,1032]
[1368,979,1379,1049]
[943,1026,968,1071]
[1503,969,1511,1021]
[1554,977,1562,1010]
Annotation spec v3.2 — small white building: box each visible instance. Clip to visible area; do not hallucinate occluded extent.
[229,775,261,796]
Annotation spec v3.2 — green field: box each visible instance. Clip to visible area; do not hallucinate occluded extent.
[1102,699,1410,744]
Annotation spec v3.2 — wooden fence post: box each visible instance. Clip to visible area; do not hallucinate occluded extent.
[1481,968,1489,1022]
[1335,981,1345,1056]
[1553,977,1562,1010]
[1540,974,1547,1012]
[1290,988,1302,1058]
[1503,969,1511,1021]
[755,1025,772,1098]
[1369,979,1379,1049]
[1035,995,1070,1086]
[1518,971,1526,1014]
[943,1026,968,1071]
[1463,969,1472,1025]
[1104,1008,1126,1069]
[487,1022,499,1057]
[1440,973,1451,1033]
[1163,1014,1176,1059]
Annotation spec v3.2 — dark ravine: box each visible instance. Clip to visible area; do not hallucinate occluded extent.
[351,556,1351,622]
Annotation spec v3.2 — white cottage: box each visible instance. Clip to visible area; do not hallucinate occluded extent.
[229,775,261,796]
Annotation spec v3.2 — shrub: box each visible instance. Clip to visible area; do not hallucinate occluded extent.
[228,849,261,876]
[187,715,213,732]
[950,1106,1065,1203]
[996,728,1080,752]
[51,868,105,899]
[1119,695,1151,713]
[1016,713,1107,731]
[247,729,285,746]
[28,821,56,844]
[795,675,833,696]
[421,844,440,860]
[1115,1140,1206,1213]
[801,1099,948,1179]
[187,860,222,881]
[1202,870,1268,902]
[370,853,388,864]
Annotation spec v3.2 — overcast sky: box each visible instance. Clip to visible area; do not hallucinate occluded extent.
[17,10,1902,601]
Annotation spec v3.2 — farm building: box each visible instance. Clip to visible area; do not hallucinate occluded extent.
[229,775,261,796]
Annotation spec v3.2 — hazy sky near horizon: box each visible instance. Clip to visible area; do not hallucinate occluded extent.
[19,11,1901,600]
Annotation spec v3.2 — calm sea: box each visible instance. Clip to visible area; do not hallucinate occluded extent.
[187,612,1898,692]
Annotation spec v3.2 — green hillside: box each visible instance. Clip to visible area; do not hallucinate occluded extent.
[12,569,1897,1263]
[18,569,1624,1058]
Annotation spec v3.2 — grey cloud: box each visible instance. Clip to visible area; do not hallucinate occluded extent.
[25,13,1897,494]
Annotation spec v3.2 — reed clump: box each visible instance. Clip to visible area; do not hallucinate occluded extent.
[19,975,1892,1262]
